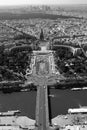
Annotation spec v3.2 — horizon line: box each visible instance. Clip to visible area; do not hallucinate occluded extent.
[0,3,87,6]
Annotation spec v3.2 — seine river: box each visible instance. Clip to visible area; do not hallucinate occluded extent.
[0,89,87,119]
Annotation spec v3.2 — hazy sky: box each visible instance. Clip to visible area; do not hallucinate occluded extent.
[0,0,87,6]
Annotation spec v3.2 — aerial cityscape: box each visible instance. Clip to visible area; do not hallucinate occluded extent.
[0,2,87,130]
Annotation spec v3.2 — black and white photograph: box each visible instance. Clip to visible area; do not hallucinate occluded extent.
[0,0,87,130]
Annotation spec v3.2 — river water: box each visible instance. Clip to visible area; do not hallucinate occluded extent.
[0,89,87,119]
[0,91,36,119]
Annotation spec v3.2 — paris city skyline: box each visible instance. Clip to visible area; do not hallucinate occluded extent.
[0,0,87,6]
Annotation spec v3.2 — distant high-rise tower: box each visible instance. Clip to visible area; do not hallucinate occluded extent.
[40,29,44,40]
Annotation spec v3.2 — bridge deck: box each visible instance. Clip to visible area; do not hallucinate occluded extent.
[35,77,49,130]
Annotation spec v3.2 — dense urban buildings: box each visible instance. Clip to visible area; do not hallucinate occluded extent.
[0,5,87,130]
